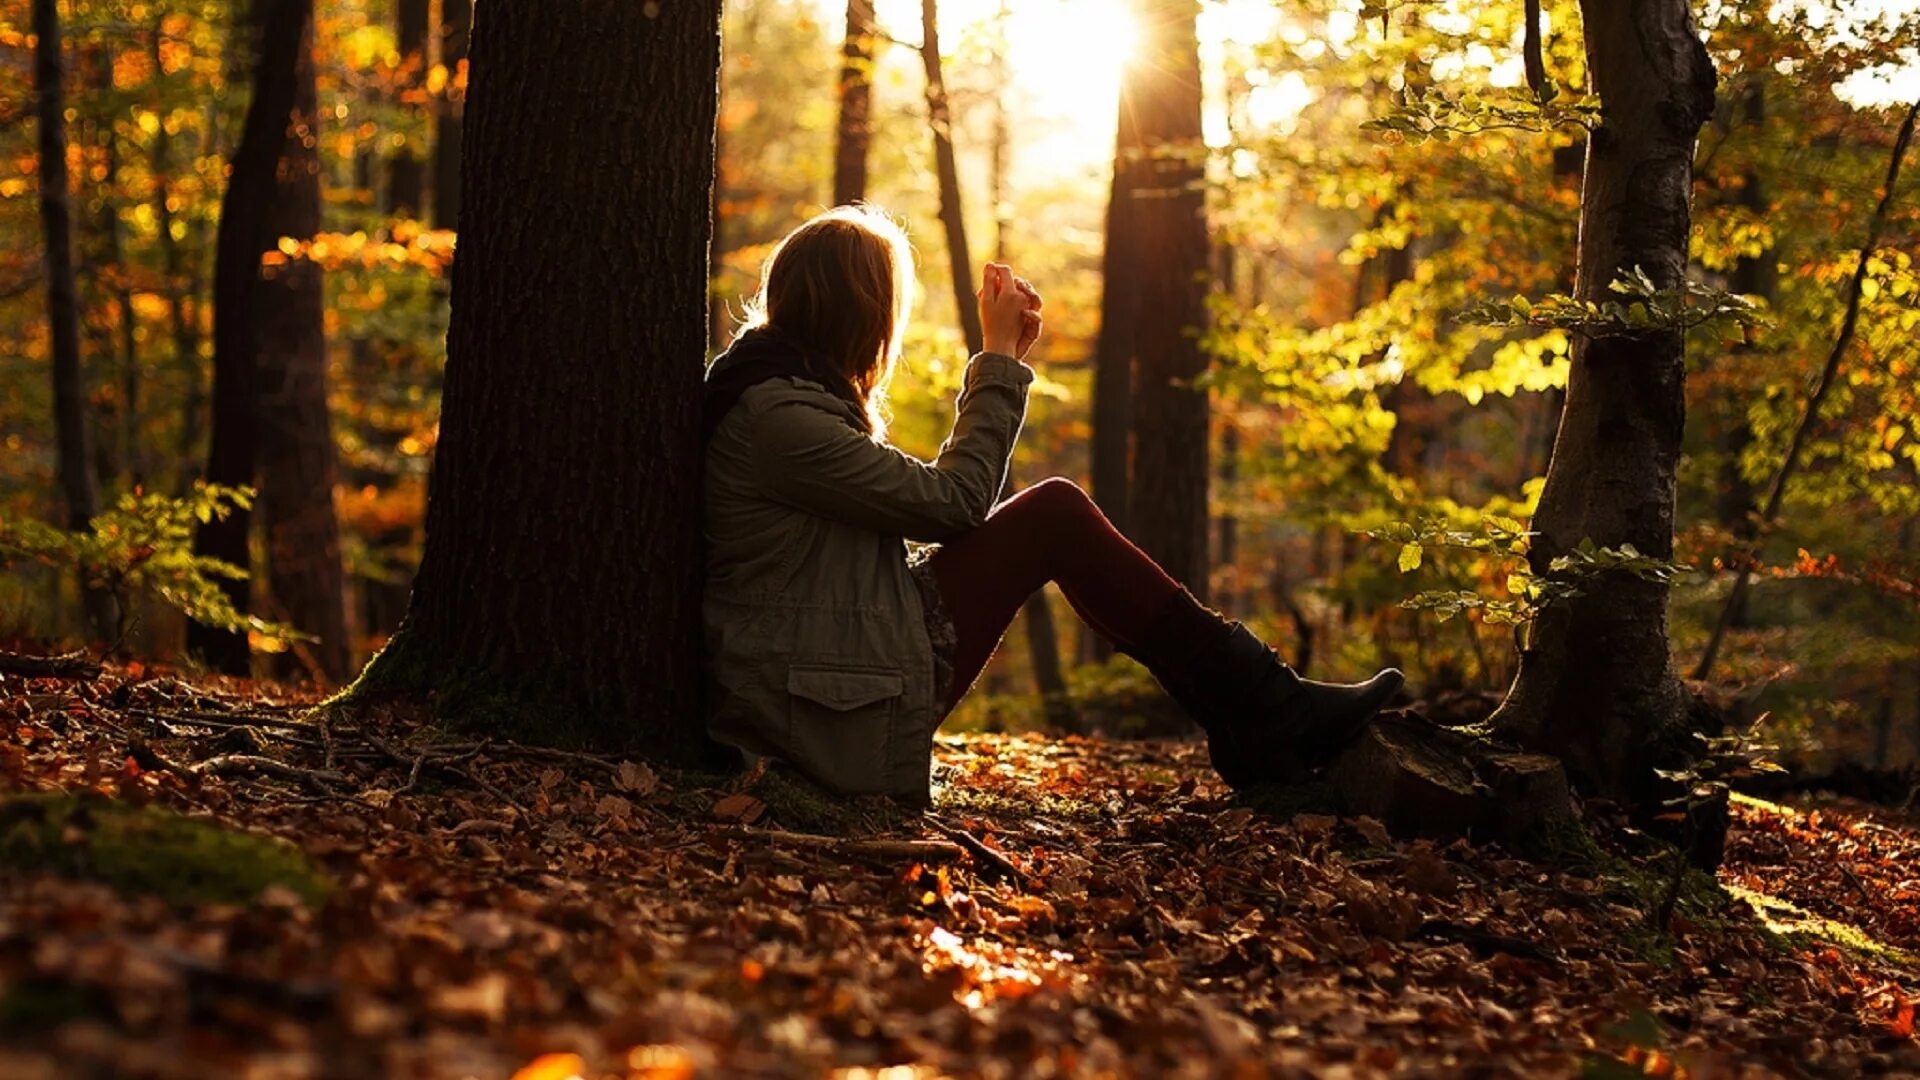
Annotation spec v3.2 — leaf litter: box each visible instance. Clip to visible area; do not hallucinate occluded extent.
[1,662,1917,1078]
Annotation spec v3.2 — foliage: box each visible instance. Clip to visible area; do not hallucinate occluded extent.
[0,485,307,646]
[1456,267,1771,338]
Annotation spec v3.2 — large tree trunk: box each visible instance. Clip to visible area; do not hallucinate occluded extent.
[188,0,312,674]
[832,0,876,206]
[1126,0,1210,601]
[33,0,112,640]
[353,0,721,761]
[1490,0,1718,807]
[921,0,1074,728]
[256,3,351,684]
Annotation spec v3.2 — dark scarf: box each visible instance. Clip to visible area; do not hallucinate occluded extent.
[702,328,869,445]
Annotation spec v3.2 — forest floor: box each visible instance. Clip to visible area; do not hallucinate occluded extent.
[2,663,1919,1079]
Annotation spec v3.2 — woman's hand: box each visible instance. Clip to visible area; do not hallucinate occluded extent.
[1013,277,1043,360]
[978,263,1036,358]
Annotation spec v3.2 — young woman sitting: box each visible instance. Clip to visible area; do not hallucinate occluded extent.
[702,205,1402,801]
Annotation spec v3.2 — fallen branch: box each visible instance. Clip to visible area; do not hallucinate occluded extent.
[0,648,102,680]
[188,754,348,795]
[741,827,970,864]
[925,815,1030,887]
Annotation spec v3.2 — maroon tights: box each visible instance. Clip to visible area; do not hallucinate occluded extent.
[926,478,1186,707]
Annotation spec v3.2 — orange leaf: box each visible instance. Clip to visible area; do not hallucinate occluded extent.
[509,1053,586,1080]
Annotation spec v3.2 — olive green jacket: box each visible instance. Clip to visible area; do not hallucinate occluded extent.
[702,351,1034,798]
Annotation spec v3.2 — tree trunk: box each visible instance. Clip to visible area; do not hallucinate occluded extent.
[1710,82,1772,631]
[34,0,114,640]
[389,0,430,218]
[922,0,1074,728]
[919,0,983,355]
[1126,0,1210,601]
[1490,0,1718,808]
[429,0,469,230]
[256,2,351,684]
[151,25,204,493]
[1090,11,1143,542]
[188,0,312,674]
[1086,41,1146,662]
[353,0,721,762]
[832,0,876,206]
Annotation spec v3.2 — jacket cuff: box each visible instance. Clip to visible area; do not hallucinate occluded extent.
[965,351,1035,391]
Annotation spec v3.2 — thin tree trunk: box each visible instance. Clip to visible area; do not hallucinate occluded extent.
[832,0,876,206]
[1084,43,1146,663]
[919,0,983,354]
[429,0,469,230]
[1491,0,1718,806]
[34,0,113,639]
[188,0,313,674]
[1091,17,1143,541]
[353,0,722,762]
[1693,95,1918,684]
[390,0,430,218]
[151,26,204,493]
[256,1,351,684]
[1127,0,1211,600]
[920,0,1073,727]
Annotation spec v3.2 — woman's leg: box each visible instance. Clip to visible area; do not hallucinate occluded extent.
[927,477,1402,784]
[927,477,1185,705]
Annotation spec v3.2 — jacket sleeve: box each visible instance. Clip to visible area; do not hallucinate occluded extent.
[747,352,1033,542]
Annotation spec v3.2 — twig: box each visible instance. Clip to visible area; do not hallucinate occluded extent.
[924,814,1030,886]
[1416,918,1560,964]
[739,827,970,863]
[0,648,103,680]
[127,709,325,749]
[187,754,348,794]
[1695,94,1920,681]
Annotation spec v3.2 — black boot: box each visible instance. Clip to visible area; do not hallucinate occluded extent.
[1130,593,1405,788]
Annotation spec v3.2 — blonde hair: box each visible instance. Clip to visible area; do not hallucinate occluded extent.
[739,204,916,434]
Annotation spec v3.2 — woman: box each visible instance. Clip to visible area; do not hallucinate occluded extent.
[702,205,1402,801]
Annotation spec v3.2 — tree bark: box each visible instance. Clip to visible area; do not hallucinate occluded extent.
[389,0,430,218]
[354,0,721,762]
[1490,0,1718,807]
[832,0,876,206]
[1090,11,1144,542]
[1126,0,1210,601]
[34,0,113,640]
[188,0,312,674]
[151,26,204,492]
[919,0,983,355]
[429,0,469,230]
[256,2,351,684]
[922,0,1073,728]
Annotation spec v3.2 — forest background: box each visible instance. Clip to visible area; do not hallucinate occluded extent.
[2,0,1918,777]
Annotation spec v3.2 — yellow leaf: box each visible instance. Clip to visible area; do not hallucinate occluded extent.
[1397,543,1423,573]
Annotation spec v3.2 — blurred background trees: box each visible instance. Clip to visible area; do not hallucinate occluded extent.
[1,0,1917,776]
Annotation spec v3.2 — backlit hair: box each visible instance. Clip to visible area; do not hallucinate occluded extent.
[739,204,916,435]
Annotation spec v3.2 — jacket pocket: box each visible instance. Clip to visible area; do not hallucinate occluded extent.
[785,664,904,795]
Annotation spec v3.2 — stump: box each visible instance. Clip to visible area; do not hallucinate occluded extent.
[1326,712,1573,842]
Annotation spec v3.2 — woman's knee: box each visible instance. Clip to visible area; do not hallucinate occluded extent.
[1018,476,1095,519]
